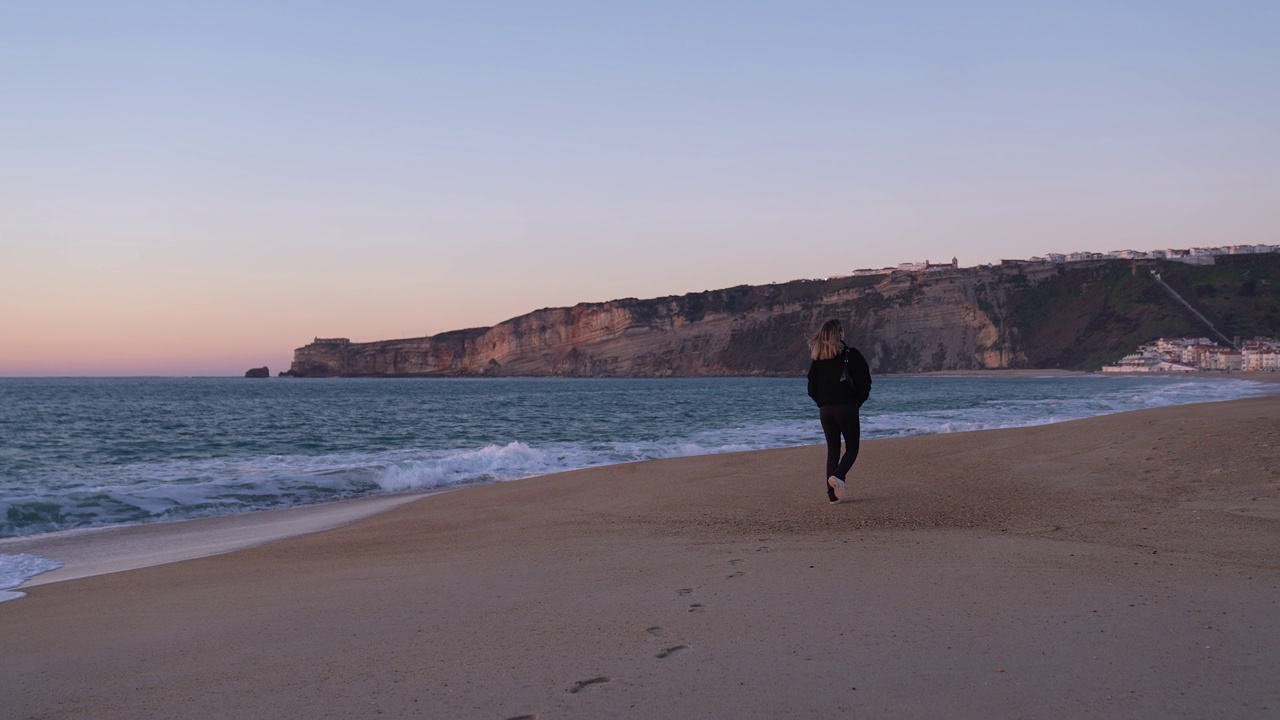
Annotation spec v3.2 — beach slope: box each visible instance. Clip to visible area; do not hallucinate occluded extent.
[3,397,1278,718]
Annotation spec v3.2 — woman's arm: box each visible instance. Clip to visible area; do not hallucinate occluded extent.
[806,361,821,404]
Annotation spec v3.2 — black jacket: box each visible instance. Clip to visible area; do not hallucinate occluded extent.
[807,343,871,407]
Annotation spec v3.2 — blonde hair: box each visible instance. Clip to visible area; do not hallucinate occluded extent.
[809,319,844,360]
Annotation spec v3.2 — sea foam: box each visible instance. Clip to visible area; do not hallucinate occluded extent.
[0,553,62,602]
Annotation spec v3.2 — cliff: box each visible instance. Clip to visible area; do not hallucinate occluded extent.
[290,255,1280,377]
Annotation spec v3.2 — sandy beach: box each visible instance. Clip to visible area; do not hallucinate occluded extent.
[3,396,1278,719]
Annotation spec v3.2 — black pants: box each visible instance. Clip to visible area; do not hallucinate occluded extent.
[819,404,861,500]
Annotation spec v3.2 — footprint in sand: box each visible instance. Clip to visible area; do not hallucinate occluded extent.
[676,588,694,596]
[505,715,539,720]
[656,644,690,659]
[645,626,667,637]
[688,603,707,613]
[756,545,770,553]
[568,676,612,694]
[726,571,745,579]
[729,559,744,566]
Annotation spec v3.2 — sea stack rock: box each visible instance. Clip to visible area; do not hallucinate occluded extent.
[244,366,270,378]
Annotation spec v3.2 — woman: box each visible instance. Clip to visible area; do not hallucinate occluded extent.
[806,319,871,504]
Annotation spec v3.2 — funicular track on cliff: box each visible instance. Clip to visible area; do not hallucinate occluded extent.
[1149,271,1237,349]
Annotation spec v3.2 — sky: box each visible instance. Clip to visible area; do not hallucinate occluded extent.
[2,1,1277,376]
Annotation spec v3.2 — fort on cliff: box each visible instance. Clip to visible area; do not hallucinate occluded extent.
[290,254,1280,377]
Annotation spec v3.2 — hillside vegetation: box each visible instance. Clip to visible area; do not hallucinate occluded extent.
[1005,255,1280,370]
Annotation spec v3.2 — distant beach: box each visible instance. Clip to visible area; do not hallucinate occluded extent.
[894,368,1280,381]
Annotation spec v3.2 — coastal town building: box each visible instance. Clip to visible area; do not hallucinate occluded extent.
[1102,336,1280,373]
[1242,340,1280,371]
[852,257,959,276]
[1102,353,1194,373]
[849,244,1276,278]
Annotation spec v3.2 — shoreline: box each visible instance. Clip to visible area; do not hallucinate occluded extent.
[3,396,1277,718]
[886,368,1090,377]
[890,368,1280,382]
[1,491,435,591]
[5,383,1276,593]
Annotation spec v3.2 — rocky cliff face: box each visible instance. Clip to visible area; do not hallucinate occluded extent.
[289,266,1028,377]
[290,255,1280,377]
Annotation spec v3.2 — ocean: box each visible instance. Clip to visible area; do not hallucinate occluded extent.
[0,375,1268,596]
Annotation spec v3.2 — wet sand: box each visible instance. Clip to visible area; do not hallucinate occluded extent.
[3,397,1278,719]
[1,492,431,588]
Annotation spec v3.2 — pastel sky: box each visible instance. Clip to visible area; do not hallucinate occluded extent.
[3,2,1277,376]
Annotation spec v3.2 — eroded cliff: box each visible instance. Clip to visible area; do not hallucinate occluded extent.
[289,255,1280,376]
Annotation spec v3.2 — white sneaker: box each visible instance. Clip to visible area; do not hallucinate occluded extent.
[827,476,847,501]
